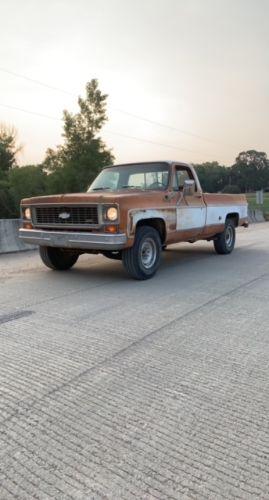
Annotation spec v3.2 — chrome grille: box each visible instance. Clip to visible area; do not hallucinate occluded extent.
[34,206,99,226]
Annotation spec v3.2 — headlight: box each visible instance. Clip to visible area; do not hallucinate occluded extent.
[24,207,31,220]
[106,207,118,221]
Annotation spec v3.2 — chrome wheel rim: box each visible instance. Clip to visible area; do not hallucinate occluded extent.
[141,238,157,269]
[225,225,233,247]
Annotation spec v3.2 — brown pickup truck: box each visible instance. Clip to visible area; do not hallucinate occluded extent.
[20,161,248,279]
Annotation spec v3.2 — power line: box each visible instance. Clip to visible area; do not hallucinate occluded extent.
[104,129,203,155]
[0,103,61,121]
[0,67,75,96]
[0,101,208,156]
[0,65,218,144]
[112,108,215,143]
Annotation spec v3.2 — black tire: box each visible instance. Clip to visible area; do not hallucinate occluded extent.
[102,250,122,260]
[122,226,162,280]
[214,220,236,255]
[39,246,79,270]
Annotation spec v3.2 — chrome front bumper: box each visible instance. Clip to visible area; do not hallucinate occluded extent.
[19,228,127,251]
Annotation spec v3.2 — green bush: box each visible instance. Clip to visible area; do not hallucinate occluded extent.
[222,185,241,194]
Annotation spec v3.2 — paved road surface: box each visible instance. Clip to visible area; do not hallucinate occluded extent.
[0,223,269,499]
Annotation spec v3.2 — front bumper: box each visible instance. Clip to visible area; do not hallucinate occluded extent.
[19,228,127,251]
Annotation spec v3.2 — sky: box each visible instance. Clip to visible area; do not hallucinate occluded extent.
[0,0,268,167]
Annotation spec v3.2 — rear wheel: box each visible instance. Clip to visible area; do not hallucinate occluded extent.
[214,220,236,255]
[39,246,79,270]
[122,226,161,280]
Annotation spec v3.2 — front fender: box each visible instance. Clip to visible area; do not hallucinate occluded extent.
[127,209,169,238]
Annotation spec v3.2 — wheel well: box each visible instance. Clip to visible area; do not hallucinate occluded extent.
[136,218,166,244]
[226,212,239,227]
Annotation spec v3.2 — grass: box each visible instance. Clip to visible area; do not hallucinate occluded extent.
[246,192,269,218]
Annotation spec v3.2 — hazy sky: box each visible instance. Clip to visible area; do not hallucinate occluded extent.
[0,0,268,166]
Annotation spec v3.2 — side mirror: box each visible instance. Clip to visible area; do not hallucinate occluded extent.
[183,179,195,196]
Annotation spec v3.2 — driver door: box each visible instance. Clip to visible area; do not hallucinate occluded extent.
[174,166,206,236]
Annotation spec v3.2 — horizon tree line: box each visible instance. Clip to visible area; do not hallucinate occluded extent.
[0,79,269,218]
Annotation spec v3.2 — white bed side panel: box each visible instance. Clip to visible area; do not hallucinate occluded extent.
[206,205,248,226]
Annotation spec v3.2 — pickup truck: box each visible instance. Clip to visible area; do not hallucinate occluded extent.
[19,161,248,280]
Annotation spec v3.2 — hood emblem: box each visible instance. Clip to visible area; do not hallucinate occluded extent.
[58,211,71,220]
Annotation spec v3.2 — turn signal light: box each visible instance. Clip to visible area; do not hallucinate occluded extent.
[23,222,33,229]
[105,225,117,233]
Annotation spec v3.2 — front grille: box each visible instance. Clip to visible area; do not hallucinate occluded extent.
[34,206,99,226]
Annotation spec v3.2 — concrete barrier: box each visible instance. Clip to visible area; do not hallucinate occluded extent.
[0,219,37,254]
[248,208,265,224]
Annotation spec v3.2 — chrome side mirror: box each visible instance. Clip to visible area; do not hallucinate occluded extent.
[183,179,195,196]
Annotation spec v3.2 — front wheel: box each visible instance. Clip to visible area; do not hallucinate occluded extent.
[214,220,236,255]
[39,246,79,270]
[122,226,162,280]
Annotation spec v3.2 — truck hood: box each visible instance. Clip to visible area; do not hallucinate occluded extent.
[21,190,158,206]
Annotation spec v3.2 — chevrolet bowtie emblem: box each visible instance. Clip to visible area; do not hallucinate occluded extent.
[58,212,71,220]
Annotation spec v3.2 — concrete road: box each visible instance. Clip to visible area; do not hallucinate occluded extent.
[0,223,269,499]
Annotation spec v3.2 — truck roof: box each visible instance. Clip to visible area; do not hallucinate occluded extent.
[104,160,191,169]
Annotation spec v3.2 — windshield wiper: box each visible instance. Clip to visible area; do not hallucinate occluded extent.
[121,185,143,189]
[92,185,143,191]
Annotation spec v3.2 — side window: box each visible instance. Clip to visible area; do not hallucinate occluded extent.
[173,167,195,191]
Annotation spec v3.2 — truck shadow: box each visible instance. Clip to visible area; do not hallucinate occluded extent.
[63,242,262,283]
[156,243,266,283]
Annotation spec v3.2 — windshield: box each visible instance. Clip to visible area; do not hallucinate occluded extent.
[88,162,169,192]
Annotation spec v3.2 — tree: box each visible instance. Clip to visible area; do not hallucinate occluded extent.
[44,79,114,193]
[222,184,240,194]
[0,179,14,218]
[8,165,47,216]
[193,162,229,192]
[0,125,20,178]
[0,125,22,218]
[231,150,269,192]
